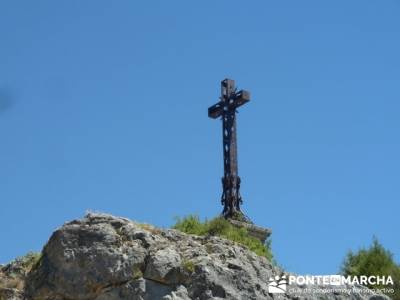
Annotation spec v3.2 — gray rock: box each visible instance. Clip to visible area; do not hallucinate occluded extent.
[0,213,391,300]
[163,285,191,300]
[144,247,182,284]
[94,278,176,300]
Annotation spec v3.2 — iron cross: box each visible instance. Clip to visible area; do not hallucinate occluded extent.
[208,79,250,220]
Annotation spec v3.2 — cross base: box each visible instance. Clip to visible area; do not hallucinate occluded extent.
[228,219,272,244]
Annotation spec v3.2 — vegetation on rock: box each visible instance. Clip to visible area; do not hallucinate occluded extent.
[0,214,393,300]
[172,215,273,260]
[181,259,195,274]
[0,251,41,291]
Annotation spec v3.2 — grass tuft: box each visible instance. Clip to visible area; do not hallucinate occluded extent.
[173,215,273,260]
[182,259,195,273]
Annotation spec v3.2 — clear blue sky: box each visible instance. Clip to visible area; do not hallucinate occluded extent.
[0,1,399,275]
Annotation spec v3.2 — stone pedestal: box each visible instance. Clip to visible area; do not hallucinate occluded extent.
[228,219,272,244]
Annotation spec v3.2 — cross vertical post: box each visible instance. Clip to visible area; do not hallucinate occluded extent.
[208,79,250,220]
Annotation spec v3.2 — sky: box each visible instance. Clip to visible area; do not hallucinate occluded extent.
[0,1,399,275]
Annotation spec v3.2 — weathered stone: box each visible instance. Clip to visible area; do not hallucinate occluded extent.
[93,278,175,300]
[144,247,182,284]
[163,285,191,300]
[26,213,148,300]
[0,213,391,300]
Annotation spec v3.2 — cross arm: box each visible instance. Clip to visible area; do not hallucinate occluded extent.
[208,101,224,119]
[208,89,250,119]
[231,90,250,109]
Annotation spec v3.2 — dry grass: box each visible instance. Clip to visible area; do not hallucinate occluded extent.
[138,223,162,235]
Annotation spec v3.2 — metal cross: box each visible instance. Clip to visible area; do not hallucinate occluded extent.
[208,79,250,220]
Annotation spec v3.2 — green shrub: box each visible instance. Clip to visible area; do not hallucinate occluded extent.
[173,215,273,260]
[173,215,206,236]
[341,237,400,299]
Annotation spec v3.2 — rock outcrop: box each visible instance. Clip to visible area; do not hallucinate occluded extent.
[0,213,391,300]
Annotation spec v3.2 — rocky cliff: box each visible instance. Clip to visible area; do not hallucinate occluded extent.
[0,213,391,300]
